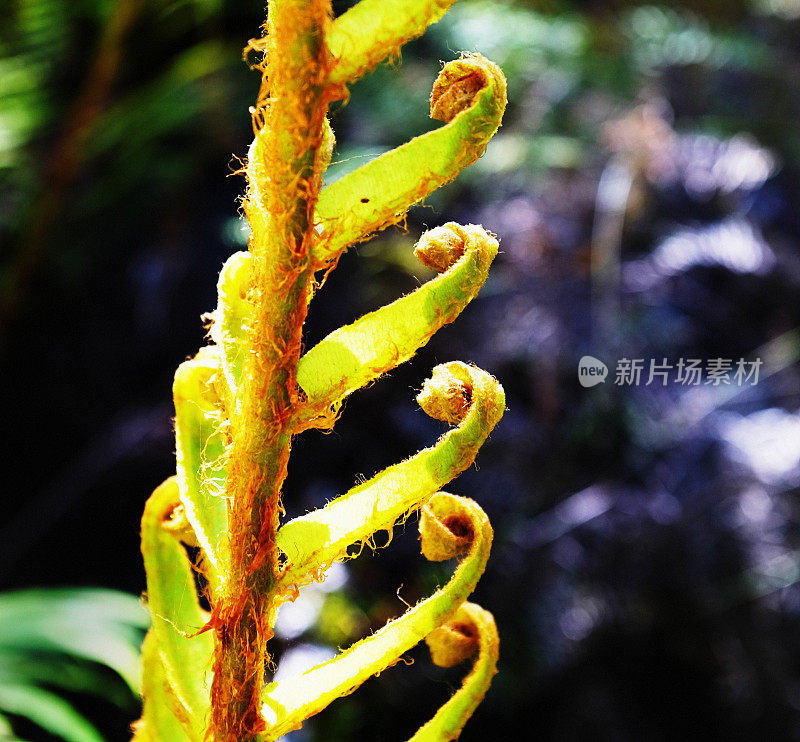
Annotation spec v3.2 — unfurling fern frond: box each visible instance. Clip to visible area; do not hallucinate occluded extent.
[136,1,507,739]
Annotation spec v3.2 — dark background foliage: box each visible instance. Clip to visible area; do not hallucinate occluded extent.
[4,0,800,739]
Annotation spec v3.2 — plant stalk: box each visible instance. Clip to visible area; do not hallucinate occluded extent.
[208,1,334,738]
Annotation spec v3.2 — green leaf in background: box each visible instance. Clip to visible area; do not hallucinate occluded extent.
[0,588,150,741]
[0,685,103,742]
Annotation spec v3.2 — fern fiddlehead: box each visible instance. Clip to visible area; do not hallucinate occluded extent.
[136,1,507,739]
[262,491,496,739]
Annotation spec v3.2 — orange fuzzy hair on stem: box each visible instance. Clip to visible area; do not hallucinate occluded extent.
[208,1,342,739]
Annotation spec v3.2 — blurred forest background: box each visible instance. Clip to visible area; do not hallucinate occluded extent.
[4,0,800,739]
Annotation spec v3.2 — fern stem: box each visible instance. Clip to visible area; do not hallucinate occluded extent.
[209,1,334,738]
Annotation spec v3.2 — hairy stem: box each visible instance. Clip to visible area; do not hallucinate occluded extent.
[209,1,334,738]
